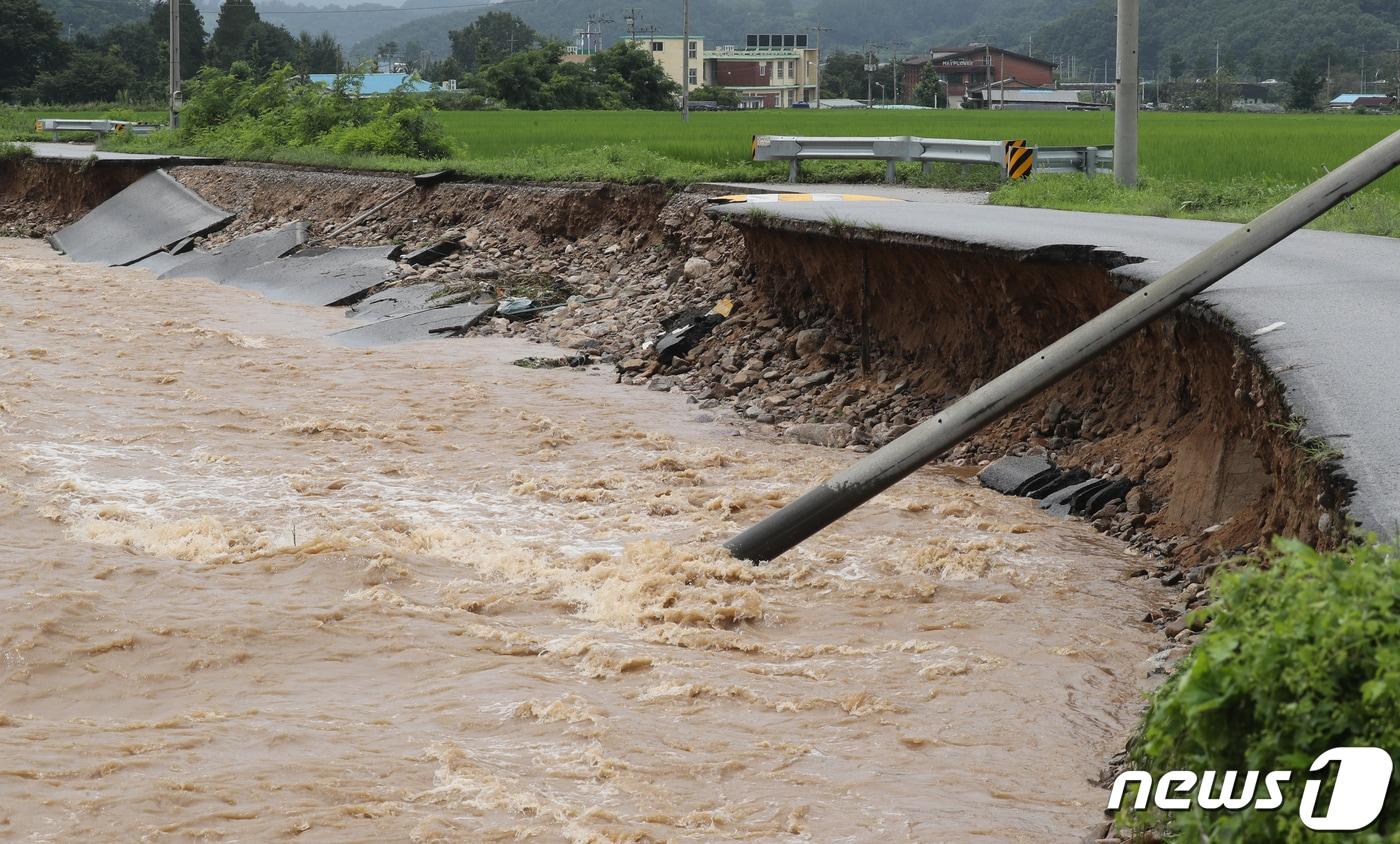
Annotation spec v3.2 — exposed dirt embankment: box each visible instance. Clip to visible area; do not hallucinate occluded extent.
[728,221,1350,560]
[169,165,672,248]
[5,158,1350,568]
[0,158,150,236]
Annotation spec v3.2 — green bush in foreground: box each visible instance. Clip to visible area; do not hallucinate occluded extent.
[1129,538,1400,842]
[112,63,455,160]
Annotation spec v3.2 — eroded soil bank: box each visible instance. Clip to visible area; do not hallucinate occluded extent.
[0,157,1356,839]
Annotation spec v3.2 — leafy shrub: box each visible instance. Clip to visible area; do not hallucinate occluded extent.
[1128,538,1400,842]
[138,61,455,159]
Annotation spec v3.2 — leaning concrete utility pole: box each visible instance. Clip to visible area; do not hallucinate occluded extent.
[722,126,1400,562]
[168,0,181,129]
[1113,0,1139,185]
[681,0,690,122]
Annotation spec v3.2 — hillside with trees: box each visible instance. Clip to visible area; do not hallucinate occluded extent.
[4,0,344,104]
[348,0,1089,64]
[1033,0,1400,86]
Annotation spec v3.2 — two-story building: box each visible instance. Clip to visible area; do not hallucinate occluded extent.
[702,34,819,108]
[900,45,1056,108]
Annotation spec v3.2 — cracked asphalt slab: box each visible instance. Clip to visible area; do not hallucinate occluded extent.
[711,199,1400,534]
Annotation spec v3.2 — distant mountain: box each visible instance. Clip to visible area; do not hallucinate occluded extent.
[1033,0,1400,82]
[256,0,450,49]
[42,0,148,37]
[347,0,1091,63]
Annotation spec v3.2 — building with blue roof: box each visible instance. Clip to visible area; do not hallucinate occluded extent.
[307,73,434,96]
[1329,93,1396,110]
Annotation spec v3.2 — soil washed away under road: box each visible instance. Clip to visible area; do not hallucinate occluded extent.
[0,237,1167,841]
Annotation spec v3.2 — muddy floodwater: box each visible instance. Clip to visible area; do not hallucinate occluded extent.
[0,237,1165,842]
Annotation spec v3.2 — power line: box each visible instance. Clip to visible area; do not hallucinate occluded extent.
[73,0,536,13]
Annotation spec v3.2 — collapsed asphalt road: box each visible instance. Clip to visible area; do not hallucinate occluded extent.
[712,198,1400,537]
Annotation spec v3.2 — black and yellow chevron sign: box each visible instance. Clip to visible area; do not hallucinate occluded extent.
[1004,139,1035,180]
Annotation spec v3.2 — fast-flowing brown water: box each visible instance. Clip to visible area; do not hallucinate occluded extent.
[0,237,1165,842]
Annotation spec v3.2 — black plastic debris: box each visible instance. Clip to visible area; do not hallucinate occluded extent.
[331,301,496,347]
[1081,479,1133,517]
[977,455,1056,496]
[403,240,459,267]
[1022,467,1089,500]
[1041,479,1107,517]
[652,298,735,364]
[49,169,233,266]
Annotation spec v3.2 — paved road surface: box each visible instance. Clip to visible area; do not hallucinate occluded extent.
[712,198,1400,534]
[699,181,989,204]
[9,141,219,165]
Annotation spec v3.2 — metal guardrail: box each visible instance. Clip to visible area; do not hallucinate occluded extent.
[752,136,921,183]
[752,135,1113,182]
[1035,145,1115,176]
[36,118,160,141]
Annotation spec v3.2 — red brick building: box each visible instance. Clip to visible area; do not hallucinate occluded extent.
[900,45,1057,105]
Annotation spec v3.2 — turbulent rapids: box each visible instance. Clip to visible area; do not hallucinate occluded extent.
[0,236,1168,841]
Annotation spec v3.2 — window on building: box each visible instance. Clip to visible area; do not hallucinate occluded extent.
[688,42,697,59]
[788,60,795,78]
[651,41,664,52]
[759,62,767,76]
[688,68,697,85]
[776,61,784,79]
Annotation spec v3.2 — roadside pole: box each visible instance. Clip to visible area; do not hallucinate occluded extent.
[1114,0,1139,185]
[809,24,830,109]
[169,0,181,129]
[722,126,1400,562]
[681,0,690,122]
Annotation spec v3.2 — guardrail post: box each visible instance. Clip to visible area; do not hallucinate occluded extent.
[721,127,1400,562]
[1084,147,1099,177]
[885,160,897,184]
[788,160,800,183]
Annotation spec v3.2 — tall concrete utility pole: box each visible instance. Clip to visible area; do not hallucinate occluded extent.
[168,0,181,129]
[681,0,690,121]
[809,24,830,108]
[1113,0,1139,185]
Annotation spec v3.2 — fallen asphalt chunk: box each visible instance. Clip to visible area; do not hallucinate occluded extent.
[49,169,233,266]
[331,302,496,347]
[225,245,401,307]
[977,455,1056,496]
[345,283,446,321]
[158,222,307,282]
[130,250,195,276]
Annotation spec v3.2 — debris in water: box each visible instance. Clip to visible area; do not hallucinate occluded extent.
[512,355,593,369]
[652,298,735,364]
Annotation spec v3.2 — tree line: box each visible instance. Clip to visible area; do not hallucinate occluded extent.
[412,11,680,110]
[1,0,343,104]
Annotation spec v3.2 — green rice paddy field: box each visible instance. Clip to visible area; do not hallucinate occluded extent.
[8,106,1400,233]
[437,110,1400,193]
